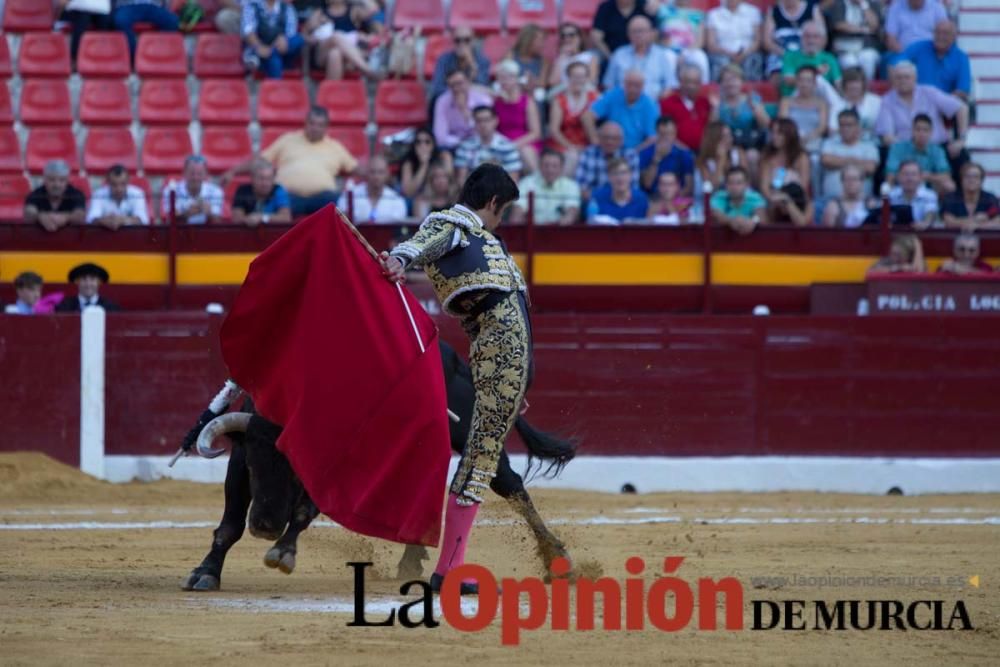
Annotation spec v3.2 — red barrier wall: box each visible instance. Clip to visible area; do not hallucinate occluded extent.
[0,315,81,465]
[3,313,1000,466]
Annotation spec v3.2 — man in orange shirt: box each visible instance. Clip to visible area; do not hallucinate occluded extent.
[223,106,358,216]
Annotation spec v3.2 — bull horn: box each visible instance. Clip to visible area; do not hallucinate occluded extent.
[196,412,252,458]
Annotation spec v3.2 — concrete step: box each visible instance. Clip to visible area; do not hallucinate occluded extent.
[963,0,1000,9]
[967,125,1000,149]
[976,101,1000,124]
[959,13,1000,32]
[976,79,1000,98]
[970,149,1000,171]
[971,56,997,81]
[960,35,1000,54]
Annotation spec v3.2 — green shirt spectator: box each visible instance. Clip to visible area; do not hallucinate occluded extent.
[710,186,766,217]
[886,140,949,178]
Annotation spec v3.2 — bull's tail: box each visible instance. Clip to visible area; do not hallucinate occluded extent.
[514,416,578,481]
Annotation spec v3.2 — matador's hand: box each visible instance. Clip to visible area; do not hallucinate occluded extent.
[379,251,407,283]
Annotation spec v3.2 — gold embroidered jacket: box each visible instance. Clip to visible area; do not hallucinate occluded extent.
[389,205,527,317]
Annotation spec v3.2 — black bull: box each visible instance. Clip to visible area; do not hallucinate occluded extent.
[182,341,577,591]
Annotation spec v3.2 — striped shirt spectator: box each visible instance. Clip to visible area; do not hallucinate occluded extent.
[454,106,523,181]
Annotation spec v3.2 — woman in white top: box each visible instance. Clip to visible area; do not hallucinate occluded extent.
[705,0,764,81]
[826,67,883,140]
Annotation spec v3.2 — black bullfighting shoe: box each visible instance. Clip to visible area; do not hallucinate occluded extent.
[429,572,480,596]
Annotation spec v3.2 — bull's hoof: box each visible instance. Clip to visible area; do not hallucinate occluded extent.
[396,546,428,580]
[264,547,296,574]
[181,571,221,592]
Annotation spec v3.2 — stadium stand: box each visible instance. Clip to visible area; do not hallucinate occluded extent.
[26,127,79,173]
[141,127,193,175]
[374,81,428,128]
[2,0,54,33]
[79,80,134,126]
[139,79,192,126]
[257,79,311,127]
[0,128,24,174]
[77,32,132,79]
[201,127,254,174]
[198,79,252,126]
[482,33,517,65]
[422,33,452,80]
[18,33,71,79]
[84,128,139,174]
[507,0,559,31]
[0,174,30,219]
[391,0,447,32]
[193,34,245,78]
[316,79,369,127]
[0,84,12,125]
[19,79,73,126]
[135,33,188,79]
[449,0,502,34]
[328,126,371,160]
[560,0,601,29]
[0,38,11,79]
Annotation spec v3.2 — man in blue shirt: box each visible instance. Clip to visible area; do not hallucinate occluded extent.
[886,113,956,195]
[639,116,695,194]
[584,70,659,150]
[231,159,292,225]
[589,157,649,223]
[904,20,971,101]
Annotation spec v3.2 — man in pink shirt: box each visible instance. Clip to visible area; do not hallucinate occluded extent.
[432,69,493,151]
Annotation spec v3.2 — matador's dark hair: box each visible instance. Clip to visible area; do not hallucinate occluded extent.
[458,163,520,213]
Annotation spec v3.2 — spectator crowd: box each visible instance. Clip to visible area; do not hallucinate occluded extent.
[8,0,993,236]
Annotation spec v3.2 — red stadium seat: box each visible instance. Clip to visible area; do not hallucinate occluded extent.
[374,81,427,127]
[141,127,193,175]
[84,128,138,173]
[256,79,310,127]
[423,33,452,80]
[2,0,53,32]
[19,79,72,126]
[449,0,502,33]
[194,33,244,78]
[507,0,558,30]
[327,126,370,159]
[198,79,252,126]
[139,79,192,126]
[260,127,292,151]
[0,127,23,173]
[77,32,131,78]
[745,81,778,104]
[316,80,369,126]
[201,127,253,174]
[135,33,188,78]
[561,0,601,28]
[79,79,133,126]
[0,174,30,220]
[482,33,516,64]
[0,37,13,78]
[69,175,91,201]
[869,79,891,96]
[26,127,79,173]
[18,33,71,78]
[129,175,155,219]
[392,0,446,32]
[0,84,12,125]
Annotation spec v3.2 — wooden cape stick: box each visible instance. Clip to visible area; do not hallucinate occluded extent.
[335,208,460,424]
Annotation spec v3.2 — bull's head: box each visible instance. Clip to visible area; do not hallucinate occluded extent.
[197,412,297,541]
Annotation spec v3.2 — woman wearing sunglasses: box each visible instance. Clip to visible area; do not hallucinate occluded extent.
[545,23,599,92]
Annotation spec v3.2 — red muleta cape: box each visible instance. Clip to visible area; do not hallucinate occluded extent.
[220,205,450,546]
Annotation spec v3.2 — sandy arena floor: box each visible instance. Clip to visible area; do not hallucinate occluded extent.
[1,452,998,666]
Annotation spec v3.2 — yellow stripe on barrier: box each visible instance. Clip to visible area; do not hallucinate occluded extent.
[0,252,168,284]
[175,254,258,286]
[533,253,704,286]
[711,254,879,286]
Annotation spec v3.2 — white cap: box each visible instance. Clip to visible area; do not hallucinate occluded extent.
[205,303,224,315]
[752,305,771,316]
